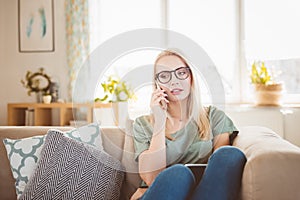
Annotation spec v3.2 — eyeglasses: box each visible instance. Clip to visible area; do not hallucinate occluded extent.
[155,67,191,84]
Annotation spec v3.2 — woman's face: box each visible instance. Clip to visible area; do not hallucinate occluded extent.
[155,55,192,102]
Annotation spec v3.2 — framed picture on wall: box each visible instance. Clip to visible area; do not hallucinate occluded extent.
[18,0,55,52]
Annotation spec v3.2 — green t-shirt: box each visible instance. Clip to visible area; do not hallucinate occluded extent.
[133,106,238,166]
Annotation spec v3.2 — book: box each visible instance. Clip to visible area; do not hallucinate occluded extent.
[25,109,34,126]
[185,163,207,184]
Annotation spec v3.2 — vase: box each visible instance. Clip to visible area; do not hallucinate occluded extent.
[43,95,52,104]
[112,101,129,130]
[50,82,59,102]
[36,91,43,103]
[93,102,129,128]
[254,83,283,106]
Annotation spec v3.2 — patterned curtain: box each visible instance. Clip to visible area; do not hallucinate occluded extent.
[65,0,89,101]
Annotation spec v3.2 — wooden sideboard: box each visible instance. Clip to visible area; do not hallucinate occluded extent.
[7,102,112,126]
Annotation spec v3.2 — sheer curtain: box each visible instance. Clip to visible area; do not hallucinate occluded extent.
[88,0,162,119]
[65,0,90,101]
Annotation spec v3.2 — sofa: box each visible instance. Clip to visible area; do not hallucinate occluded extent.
[1,125,300,200]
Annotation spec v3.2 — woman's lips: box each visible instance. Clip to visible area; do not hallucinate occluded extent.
[170,88,183,95]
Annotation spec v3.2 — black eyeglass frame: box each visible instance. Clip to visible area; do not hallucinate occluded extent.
[155,67,191,84]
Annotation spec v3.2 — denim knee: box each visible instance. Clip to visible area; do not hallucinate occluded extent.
[141,164,196,200]
[209,146,247,166]
[189,146,247,200]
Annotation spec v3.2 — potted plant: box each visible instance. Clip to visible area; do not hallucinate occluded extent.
[94,75,135,103]
[21,68,52,103]
[94,76,136,128]
[250,61,283,106]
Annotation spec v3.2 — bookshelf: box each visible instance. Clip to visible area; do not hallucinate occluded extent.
[7,102,112,126]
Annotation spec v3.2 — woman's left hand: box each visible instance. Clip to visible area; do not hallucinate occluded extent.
[130,188,147,200]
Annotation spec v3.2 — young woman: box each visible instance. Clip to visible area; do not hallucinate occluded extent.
[130,50,246,200]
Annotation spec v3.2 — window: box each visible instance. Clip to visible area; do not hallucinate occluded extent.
[89,0,162,119]
[88,0,300,116]
[89,0,161,52]
[244,0,300,103]
[168,0,237,103]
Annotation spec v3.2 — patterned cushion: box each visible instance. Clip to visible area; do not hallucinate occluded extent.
[19,130,124,200]
[2,123,103,198]
[3,136,44,198]
[65,123,103,151]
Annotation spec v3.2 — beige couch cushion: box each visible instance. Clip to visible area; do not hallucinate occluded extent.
[120,120,141,200]
[234,126,300,200]
[100,126,125,161]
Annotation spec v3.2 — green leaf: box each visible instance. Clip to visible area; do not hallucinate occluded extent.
[99,95,108,102]
[94,98,100,102]
[25,71,31,79]
[101,83,107,92]
[250,61,272,85]
[96,74,136,102]
[108,84,114,93]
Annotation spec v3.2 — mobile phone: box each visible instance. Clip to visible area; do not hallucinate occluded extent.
[155,81,168,109]
[155,81,162,90]
[185,164,207,184]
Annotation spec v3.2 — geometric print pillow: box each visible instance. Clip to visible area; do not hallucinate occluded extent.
[19,130,124,200]
[2,122,103,199]
[3,135,44,198]
[65,122,104,151]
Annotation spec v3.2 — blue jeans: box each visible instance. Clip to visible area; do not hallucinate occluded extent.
[140,146,247,200]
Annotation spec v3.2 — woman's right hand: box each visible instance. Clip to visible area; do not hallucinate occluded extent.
[150,87,169,121]
[150,88,169,127]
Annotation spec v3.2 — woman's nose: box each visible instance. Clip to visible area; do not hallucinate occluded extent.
[169,76,180,86]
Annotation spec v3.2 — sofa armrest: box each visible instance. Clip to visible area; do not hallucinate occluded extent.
[233,126,300,200]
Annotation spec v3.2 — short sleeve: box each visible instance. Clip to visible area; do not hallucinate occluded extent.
[209,106,239,144]
[133,117,151,162]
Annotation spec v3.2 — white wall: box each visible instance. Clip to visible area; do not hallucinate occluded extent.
[225,106,300,147]
[0,1,4,91]
[284,108,300,147]
[226,107,284,137]
[0,0,68,125]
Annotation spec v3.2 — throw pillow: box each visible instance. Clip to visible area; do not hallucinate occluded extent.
[2,122,103,198]
[3,135,44,198]
[20,130,124,200]
[65,122,104,151]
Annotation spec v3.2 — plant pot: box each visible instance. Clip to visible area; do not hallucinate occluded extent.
[112,101,129,130]
[93,102,129,128]
[42,95,52,104]
[254,83,283,106]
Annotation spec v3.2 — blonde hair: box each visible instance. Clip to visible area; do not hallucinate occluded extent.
[154,49,210,139]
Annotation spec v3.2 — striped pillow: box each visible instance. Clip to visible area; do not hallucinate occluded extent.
[3,123,103,198]
[19,130,124,200]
